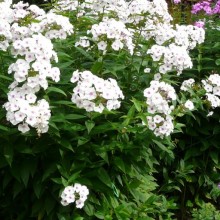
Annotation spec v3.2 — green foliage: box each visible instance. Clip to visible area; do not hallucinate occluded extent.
[192,203,220,220]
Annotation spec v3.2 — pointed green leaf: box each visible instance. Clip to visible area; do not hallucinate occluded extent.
[85,120,95,134]
[47,87,67,96]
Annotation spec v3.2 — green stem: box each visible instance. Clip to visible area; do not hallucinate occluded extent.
[197,44,203,81]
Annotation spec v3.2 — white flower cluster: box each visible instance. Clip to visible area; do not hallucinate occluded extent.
[61,183,89,208]
[144,80,176,138]
[202,74,220,108]
[174,25,205,49]
[37,12,74,39]
[55,0,92,17]
[0,0,73,134]
[3,34,58,134]
[89,18,134,54]
[147,44,193,74]
[0,18,12,51]
[0,0,13,21]
[70,70,124,113]
[142,23,204,49]
[126,0,204,75]
[180,78,195,91]
[0,0,13,50]
[127,0,172,25]
[4,86,51,134]
[180,79,195,111]
[10,1,73,41]
[75,36,90,48]
[10,34,59,85]
[90,0,129,20]
[55,0,79,12]
[56,0,128,20]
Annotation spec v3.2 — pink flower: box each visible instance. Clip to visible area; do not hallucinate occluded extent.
[174,0,181,4]
[194,21,205,28]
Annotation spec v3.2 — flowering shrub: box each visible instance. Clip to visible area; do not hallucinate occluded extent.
[1,0,220,219]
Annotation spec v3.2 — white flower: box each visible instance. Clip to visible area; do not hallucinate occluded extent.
[180,79,195,91]
[111,39,123,51]
[184,100,194,110]
[144,68,151,73]
[75,36,90,48]
[207,111,214,117]
[75,199,85,209]
[97,41,107,51]
[18,123,30,133]
[154,73,161,81]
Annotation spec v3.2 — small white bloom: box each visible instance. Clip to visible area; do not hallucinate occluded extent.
[184,100,194,110]
[18,123,30,133]
[144,68,151,73]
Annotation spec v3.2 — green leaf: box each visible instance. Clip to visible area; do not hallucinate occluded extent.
[4,145,13,166]
[91,61,103,74]
[13,181,23,198]
[122,105,136,126]
[97,168,112,188]
[114,157,125,173]
[33,181,42,198]
[51,114,66,122]
[104,215,113,220]
[51,100,73,105]
[152,139,170,153]
[0,124,9,131]
[0,74,13,81]
[91,123,115,134]
[58,60,75,69]
[73,217,84,220]
[75,47,94,61]
[210,152,218,165]
[95,211,105,219]
[20,161,32,187]
[131,98,142,112]
[51,178,62,185]
[215,59,220,66]
[78,137,90,146]
[44,197,56,215]
[47,87,67,96]
[57,51,72,60]
[65,114,86,120]
[84,204,95,216]
[16,143,33,154]
[68,123,86,131]
[58,139,74,152]
[42,164,57,181]
[67,171,81,184]
[85,120,95,134]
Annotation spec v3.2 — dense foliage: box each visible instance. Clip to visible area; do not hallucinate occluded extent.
[0,0,220,219]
